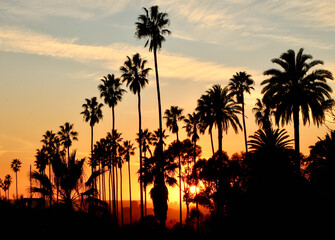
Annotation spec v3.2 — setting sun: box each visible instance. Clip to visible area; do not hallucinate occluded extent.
[189,185,199,194]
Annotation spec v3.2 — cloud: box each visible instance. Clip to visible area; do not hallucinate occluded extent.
[0,26,256,83]
[0,0,131,20]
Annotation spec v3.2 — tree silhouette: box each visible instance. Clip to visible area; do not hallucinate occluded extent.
[164,106,184,227]
[262,48,334,169]
[10,159,21,200]
[81,97,103,175]
[197,85,242,216]
[252,98,273,131]
[120,52,150,219]
[3,175,12,200]
[135,5,171,162]
[58,122,78,162]
[228,71,254,154]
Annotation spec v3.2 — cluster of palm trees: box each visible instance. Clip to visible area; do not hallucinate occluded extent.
[28,4,334,229]
[0,159,22,200]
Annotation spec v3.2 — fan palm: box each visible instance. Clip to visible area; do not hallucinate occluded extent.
[81,97,103,174]
[58,122,78,162]
[164,105,184,226]
[120,52,150,219]
[135,5,171,155]
[228,71,254,154]
[248,128,293,153]
[10,159,22,200]
[262,48,334,166]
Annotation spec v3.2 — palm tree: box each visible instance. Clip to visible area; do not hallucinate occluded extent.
[122,140,135,224]
[183,111,201,230]
[81,97,104,175]
[262,48,334,168]
[252,98,273,131]
[98,74,126,132]
[197,84,242,216]
[3,175,12,200]
[31,151,85,209]
[120,52,151,219]
[248,128,293,153]
[58,122,78,162]
[135,5,171,156]
[164,106,184,227]
[10,159,22,200]
[228,71,254,154]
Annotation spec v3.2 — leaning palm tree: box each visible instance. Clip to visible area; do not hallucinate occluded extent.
[135,5,171,155]
[120,52,151,220]
[81,97,104,175]
[164,106,184,227]
[228,71,254,154]
[262,48,334,168]
[58,122,78,162]
[10,159,22,200]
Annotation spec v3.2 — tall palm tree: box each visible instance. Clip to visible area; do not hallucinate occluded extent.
[120,52,151,219]
[10,159,22,200]
[58,122,78,162]
[135,5,171,155]
[98,74,126,132]
[228,71,254,154]
[122,140,135,224]
[164,106,184,227]
[81,97,104,175]
[3,175,12,200]
[262,48,334,168]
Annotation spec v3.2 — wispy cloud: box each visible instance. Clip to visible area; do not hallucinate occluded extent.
[0,26,255,82]
[0,0,131,20]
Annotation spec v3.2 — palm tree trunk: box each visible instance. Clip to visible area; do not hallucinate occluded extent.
[153,47,164,157]
[176,130,182,228]
[128,159,132,224]
[138,91,144,220]
[91,125,94,175]
[293,106,300,171]
[120,165,124,226]
[242,95,248,154]
[217,121,224,216]
[209,129,215,156]
[15,172,18,200]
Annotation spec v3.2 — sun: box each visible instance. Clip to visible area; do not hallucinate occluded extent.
[189,185,198,194]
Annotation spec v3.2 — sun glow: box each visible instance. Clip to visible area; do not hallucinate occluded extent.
[189,185,199,194]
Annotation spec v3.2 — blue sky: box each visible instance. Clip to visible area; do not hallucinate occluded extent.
[1,0,335,198]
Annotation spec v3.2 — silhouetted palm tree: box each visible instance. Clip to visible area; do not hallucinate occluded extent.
[81,97,103,175]
[122,140,135,224]
[120,52,150,219]
[197,84,242,216]
[31,151,85,209]
[248,128,293,153]
[98,74,126,131]
[252,98,273,131]
[262,48,334,168]
[10,159,22,200]
[135,5,171,157]
[229,71,254,154]
[3,175,12,200]
[58,122,78,162]
[164,105,184,226]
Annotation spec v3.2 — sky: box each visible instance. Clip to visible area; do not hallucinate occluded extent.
[1,0,335,201]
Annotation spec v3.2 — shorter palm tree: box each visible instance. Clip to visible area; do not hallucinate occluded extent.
[58,122,78,162]
[10,159,22,200]
[248,128,293,153]
[81,97,103,174]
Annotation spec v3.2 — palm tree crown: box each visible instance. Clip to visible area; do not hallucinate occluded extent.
[135,5,171,52]
[262,48,334,158]
[98,74,126,109]
[81,97,104,127]
[120,53,151,94]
